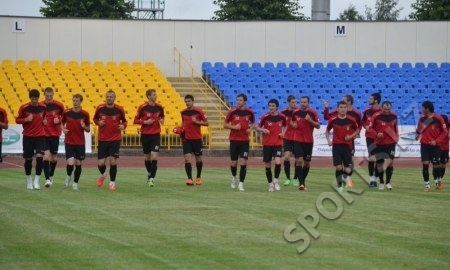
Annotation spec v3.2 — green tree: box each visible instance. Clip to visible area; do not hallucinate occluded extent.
[40,0,135,19]
[212,0,306,20]
[337,4,365,21]
[409,0,450,20]
[374,0,402,20]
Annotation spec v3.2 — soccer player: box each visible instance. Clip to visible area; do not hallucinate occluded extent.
[291,96,320,191]
[180,95,209,186]
[323,94,361,182]
[437,114,449,188]
[370,101,398,190]
[15,89,47,190]
[415,101,447,191]
[280,95,298,186]
[0,106,8,163]
[223,93,255,192]
[93,90,127,191]
[362,93,382,187]
[325,101,359,193]
[134,89,165,187]
[255,99,286,192]
[41,87,65,188]
[62,94,90,190]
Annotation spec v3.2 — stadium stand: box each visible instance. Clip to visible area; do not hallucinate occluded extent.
[202,62,450,125]
[0,59,187,136]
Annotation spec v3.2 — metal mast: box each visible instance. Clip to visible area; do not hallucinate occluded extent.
[132,0,165,19]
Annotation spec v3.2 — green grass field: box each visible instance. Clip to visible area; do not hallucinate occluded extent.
[0,167,449,270]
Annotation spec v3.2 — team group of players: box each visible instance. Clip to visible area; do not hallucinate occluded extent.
[223,92,449,192]
[0,88,448,192]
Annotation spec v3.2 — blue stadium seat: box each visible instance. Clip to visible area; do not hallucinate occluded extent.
[326,63,337,69]
[402,62,413,69]
[389,62,400,69]
[276,62,287,69]
[226,62,237,69]
[264,62,275,69]
[202,62,212,72]
[339,63,350,69]
[251,62,262,69]
[363,63,375,69]
[351,63,362,69]
[214,62,225,68]
[376,63,387,69]
[415,62,425,69]
[313,63,324,69]
[301,63,312,69]
[238,62,250,69]
[428,62,438,69]
[288,62,299,69]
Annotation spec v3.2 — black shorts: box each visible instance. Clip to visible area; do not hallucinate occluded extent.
[23,136,45,158]
[141,134,160,154]
[283,139,295,153]
[183,139,203,156]
[440,149,449,164]
[366,138,377,156]
[421,144,440,165]
[230,141,249,160]
[98,141,121,159]
[375,144,396,161]
[332,144,353,167]
[262,146,283,163]
[65,144,86,161]
[293,142,313,161]
[45,136,60,154]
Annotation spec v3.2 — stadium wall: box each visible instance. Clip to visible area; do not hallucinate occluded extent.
[0,17,449,76]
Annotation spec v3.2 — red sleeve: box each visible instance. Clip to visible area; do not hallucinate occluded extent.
[118,105,127,129]
[323,107,330,120]
[436,114,448,143]
[133,103,145,125]
[15,104,27,124]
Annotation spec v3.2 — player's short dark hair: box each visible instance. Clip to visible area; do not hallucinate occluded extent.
[185,94,194,101]
[300,96,310,102]
[422,100,434,113]
[338,101,347,107]
[146,89,156,97]
[29,89,40,98]
[237,93,247,101]
[73,94,83,102]
[382,101,392,107]
[268,98,279,108]
[372,93,381,104]
[287,95,295,102]
[44,87,54,93]
[344,94,354,105]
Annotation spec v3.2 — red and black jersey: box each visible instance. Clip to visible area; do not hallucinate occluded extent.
[280,108,296,141]
[181,107,208,140]
[291,108,320,143]
[62,108,90,145]
[362,106,382,139]
[416,114,447,146]
[438,127,449,151]
[93,104,127,142]
[134,102,165,135]
[324,107,362,128]
[15,103,46,137]
[225,107,255,141]
[370,111,399,145]
[0,107,8,142]
[41,100,65,137]
[326,116,358,147]
[258,113,286,146]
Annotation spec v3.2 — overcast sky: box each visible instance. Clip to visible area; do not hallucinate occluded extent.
[0,0,416,20]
